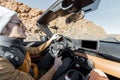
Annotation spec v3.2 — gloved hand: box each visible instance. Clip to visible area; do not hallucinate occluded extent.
[53,56,62,71]
[49,34,60,42]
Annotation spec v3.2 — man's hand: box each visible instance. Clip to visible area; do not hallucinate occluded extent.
[53,57,62,71]
[49,34,60,42]
[89,69,109,80]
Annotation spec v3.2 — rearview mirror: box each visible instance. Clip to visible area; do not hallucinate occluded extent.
[82,0,101,13]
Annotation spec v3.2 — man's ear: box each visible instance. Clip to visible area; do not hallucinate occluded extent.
[1,26,10,36]
[1,27,6,34]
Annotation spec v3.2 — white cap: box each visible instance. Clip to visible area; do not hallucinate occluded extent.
[0,6,17,33]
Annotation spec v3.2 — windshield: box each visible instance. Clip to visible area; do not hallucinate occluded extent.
[2,0,119,42]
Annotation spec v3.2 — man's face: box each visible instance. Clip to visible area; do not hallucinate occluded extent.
[4,14,27,39]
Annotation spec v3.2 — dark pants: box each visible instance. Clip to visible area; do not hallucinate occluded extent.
[53,57,72,80]
[35,52,72,80]
[36,52,54,71]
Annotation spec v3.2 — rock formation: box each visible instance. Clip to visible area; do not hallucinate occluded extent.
[49,16,106,40]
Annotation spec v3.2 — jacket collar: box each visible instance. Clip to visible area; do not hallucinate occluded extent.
[0,36,23,47]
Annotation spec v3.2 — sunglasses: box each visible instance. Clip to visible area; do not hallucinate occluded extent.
[9,20,24,28]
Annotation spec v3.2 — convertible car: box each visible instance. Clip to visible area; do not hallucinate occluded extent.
[24,0,120,80]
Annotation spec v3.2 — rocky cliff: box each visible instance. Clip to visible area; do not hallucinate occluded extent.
[0,0,107,41]
[49,16,106,40]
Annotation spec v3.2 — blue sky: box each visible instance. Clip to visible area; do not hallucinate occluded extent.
[17,0,120,34]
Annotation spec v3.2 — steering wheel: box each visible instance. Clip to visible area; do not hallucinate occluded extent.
[49,35,68,57]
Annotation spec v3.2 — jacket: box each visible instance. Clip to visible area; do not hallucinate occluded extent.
[0,36,55,80]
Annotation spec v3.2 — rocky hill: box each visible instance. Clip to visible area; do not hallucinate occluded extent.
[49,17,106,40]
[0,0,107,41]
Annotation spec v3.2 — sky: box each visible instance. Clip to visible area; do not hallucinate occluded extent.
[17,0,120,34]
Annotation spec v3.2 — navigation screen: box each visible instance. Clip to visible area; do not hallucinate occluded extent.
[81,40,98,50]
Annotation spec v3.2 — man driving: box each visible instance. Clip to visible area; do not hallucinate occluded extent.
[0,6,62,80]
